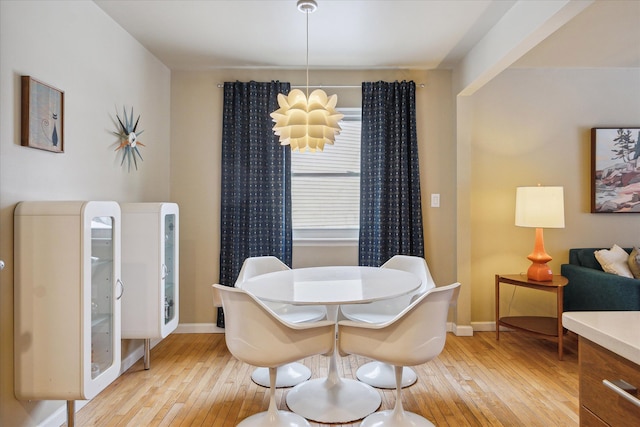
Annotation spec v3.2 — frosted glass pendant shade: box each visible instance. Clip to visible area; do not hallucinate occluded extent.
[271,89,344,152]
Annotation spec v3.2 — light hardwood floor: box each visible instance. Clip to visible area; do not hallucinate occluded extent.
[72,331,580,426]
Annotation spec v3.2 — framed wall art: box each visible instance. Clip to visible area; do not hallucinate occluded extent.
[591,127,640,213]
[21,76,64,153]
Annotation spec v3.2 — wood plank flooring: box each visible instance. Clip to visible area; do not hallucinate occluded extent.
[72,331,580,426]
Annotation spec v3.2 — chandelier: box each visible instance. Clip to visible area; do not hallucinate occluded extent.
[270,0,343,152]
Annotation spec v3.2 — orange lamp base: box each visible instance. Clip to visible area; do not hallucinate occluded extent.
[526,261,553,282]
[526,228,553,282]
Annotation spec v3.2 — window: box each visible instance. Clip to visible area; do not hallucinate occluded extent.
[291,108,361,240]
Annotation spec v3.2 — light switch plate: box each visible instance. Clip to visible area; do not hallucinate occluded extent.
[431,193,440,208]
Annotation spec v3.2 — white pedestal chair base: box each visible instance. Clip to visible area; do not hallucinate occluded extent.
[356,361,417,389]
[360,408,435,427]
[251,363,311,388]
[286,377,381,424]
[237,410,311,427]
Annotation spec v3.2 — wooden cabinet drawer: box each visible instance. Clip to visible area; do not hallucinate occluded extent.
[580,406,608,426]
[580,337,640,426]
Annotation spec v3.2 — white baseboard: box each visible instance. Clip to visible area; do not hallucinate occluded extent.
[174,321,500,337]
[176,322,224,333]
[40,400,89,427]
[120,341,145,373]
[471,321,495,332]
[450,323,474,336]
[471,321,513,332]
[179,322,482,337]
[180,322,477,336]
[449,321,513,335]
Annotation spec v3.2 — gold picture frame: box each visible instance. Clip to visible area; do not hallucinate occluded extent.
[21,76,64,153]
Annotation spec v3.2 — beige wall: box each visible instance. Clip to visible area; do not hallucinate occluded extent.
[467,67,640,327]
[171,69,458,325]
[0,1,171,425]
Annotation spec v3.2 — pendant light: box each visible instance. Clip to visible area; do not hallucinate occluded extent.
[270,0,343,152]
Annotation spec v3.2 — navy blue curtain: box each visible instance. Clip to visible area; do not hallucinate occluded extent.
[359,80,424,266]
[218,81,292,325]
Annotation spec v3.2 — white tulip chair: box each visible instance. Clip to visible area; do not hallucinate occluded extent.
[338,282,461,427]
[340,255,436,388]
[235,256,326,387]
[213,284,334,427]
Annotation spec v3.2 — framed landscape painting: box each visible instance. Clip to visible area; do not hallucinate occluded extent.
[21,76,64,153]
[591,127,640,213]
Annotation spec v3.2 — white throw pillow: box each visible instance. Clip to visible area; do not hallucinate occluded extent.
[595,244,634,278]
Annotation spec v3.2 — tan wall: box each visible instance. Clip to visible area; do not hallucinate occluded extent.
[467,67,640,327]
[0,2,171,425]
[170,69,457,324]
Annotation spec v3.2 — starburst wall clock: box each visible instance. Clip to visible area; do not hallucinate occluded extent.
[113,106,145,171]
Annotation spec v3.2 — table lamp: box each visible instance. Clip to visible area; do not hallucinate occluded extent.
[515,186,565,281]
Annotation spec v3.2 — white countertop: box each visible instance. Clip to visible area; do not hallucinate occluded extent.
[562,311,640,365]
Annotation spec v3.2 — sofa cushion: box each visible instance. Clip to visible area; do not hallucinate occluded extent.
[595,244,634,278]
[569,248,605,270]
[629,247,640,279]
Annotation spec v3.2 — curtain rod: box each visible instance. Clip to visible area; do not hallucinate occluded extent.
[216,83,425,89]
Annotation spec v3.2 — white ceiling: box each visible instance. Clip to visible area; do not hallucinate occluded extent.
[94,0,640,71]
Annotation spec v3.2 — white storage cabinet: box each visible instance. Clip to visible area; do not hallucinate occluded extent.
[120,203,179,365]
[14,201,122,401]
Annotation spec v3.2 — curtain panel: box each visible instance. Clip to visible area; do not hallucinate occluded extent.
[219,81,292,300]
[359,80,424,266]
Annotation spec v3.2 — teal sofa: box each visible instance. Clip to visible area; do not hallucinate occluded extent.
[561,248,640,311]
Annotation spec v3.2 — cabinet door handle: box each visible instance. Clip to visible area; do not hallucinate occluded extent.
[116,278,125,300]
[161,264,168,280]
[603,379,640,408]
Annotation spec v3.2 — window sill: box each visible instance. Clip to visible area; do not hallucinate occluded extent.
[293,237,358,247]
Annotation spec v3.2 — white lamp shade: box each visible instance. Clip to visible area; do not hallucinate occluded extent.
[515,186,565,228]
[271,89,344,152]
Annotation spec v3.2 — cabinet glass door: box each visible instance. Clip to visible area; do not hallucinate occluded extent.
[91,216,114,379]
[164,214,176,324]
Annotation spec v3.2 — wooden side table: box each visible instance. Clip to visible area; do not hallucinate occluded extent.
[495,274,569,360]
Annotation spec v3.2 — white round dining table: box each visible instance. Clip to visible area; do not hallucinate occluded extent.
[240,265,421,424]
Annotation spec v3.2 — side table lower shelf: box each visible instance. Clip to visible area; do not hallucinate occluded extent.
[495,274,568,360]
[498,316,559,336]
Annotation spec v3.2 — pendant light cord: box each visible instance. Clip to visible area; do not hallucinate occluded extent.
[305,8,309,98]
